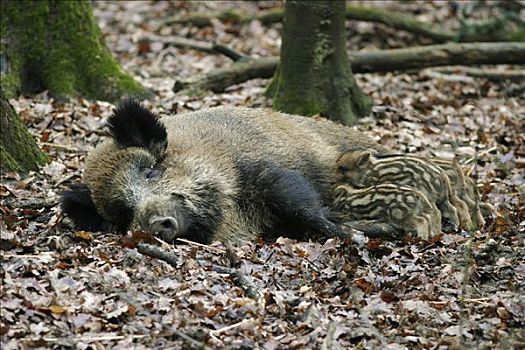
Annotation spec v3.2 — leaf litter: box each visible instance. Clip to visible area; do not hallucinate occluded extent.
[1,1,524,349]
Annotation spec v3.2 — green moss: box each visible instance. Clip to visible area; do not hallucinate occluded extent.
[218,9,243,23]
[509,27,525,41]
[0,88,48,174]
[1,0,150,102]
[0,145,21,173]
[0,74,20,99]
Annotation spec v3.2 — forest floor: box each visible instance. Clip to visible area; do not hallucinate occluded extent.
[1,1,524,349]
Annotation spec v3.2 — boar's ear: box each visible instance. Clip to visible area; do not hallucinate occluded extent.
[108,100,167,157]
[61,183,107,231]
[356,151,371,167]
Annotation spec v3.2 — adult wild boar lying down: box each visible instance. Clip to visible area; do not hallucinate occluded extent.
[62,101,386,244]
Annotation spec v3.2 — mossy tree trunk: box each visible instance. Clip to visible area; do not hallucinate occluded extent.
[1,0,150,102]
[0,88,48,173]
[266,0,371,125]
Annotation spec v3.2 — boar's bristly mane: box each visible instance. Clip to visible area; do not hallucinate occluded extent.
[108,100,167,157]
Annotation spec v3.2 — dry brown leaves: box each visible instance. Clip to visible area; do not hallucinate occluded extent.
[1,1,524,349]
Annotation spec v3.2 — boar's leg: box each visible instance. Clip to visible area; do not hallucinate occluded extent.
[60,183,108,231]
[342,219,400,239]
[264,167,349,240]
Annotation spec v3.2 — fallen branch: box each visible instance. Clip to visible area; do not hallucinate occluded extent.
[174,42,525,93]
[212,44,245,61]
[170,329,213,350]
[175,237,226,253]
[3,196,58,210]
[344,5,454,43]
[213,265,261,301]
[349,42,525,73]
[163,9,283,27]
[163,5,524,43]
[173,57,277,93]
[140,34,246,61]
[434,67,525,82]
[137,243,180,267]
[136,242,260,301]
[209,318,255,337]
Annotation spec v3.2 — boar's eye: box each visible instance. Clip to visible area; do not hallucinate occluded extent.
[144,167,160,181]
[338,165,349,172]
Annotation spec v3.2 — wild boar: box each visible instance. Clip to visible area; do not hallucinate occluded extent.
[62,101,387,244]
[335,151,473,229]
[333,183,442,240]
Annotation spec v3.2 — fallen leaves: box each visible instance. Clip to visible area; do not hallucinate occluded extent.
[2,1,525,349]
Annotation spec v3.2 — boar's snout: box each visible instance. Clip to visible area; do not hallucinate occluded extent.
[150,216,180,242]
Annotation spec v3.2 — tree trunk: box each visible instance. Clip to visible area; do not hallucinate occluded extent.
[0,88,48,173]
[0,0,150,102]
[266,1,371,125]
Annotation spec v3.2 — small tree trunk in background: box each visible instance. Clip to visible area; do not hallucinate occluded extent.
[0,88,48,173]
[0,0,150,102]
[267,0,371,125]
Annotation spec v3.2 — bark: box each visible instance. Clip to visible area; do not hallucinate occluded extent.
[174,42,525,94]
[0,0,150,102]
[0,88,48,173]
[267,1,371,125]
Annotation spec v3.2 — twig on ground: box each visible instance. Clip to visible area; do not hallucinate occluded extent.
[55,173,78,187]
[137,243,179,268]
[2,253,56,259]
[139,34,245,62]
[209,318,255,341]
[3,196,58,210]
[322,321,337,350]
[23,331,211,349]
[39,142,82,152]
[22,334,148,343]
[176,238,226,253]
[434,67,525,82]
[141,34,215,52]
[212,44,245,61]
[463,146,498,167]
[137,242,258,301]
[171,329,213,350]
[213,265,261,301]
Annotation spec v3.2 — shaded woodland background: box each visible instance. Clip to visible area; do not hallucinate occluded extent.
[1,1,524,349]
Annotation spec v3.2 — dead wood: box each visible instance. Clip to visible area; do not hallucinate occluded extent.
[137,243,180,267]
[434,67,525,82]
[174,42,525,93]
[173,57,277,93]
[141,34,246,61]
[163,5,524,43]
[137,243,260,301]
[212,265,261,301]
